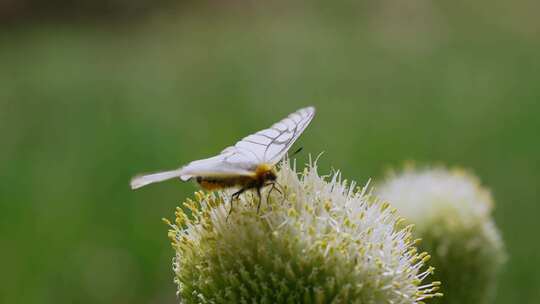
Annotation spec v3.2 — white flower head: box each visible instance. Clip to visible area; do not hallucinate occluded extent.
[166,159,441,303]
[377,166,506,304]
[377,167,493,231]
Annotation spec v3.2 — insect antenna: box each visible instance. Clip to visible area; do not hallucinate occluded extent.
[292,147,303,157]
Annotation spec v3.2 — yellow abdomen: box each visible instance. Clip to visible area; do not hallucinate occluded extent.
[198,180,228,190]
[196,175,257,190]
[195,164,276,191]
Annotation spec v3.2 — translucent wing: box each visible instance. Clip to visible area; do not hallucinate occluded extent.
[258,106,315,164]
[131,106,316,189]
[178,153,257,181]
[131,153,256,189]
[179,106,315,180]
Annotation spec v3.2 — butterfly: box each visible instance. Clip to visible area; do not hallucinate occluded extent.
[130,106,316,210]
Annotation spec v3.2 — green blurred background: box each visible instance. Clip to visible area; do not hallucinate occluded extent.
[1,1,539,303]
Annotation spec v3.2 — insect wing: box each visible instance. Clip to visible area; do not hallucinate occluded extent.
[179,106,315,180]
[259,106,315,164]
[179,151,258,181]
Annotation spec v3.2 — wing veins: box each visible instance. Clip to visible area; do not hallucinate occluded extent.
[254,133,277,140]
[197,107,314,174]
[264,123,300,160]
[263,127,289,158]
[242,139,267,146]
[264,109,314,162]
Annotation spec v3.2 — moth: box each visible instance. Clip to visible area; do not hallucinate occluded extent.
[130,106,315,211]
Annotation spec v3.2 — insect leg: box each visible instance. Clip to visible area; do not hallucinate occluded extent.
[265,182,275,206]
[272,182,284,196]
[228,187,247,220]
[256,187,263,214]
[265,182,283,203]
[270,181,287,204]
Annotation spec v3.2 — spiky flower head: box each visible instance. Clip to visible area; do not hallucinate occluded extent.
[377,166,506,304]
[165,160,441,303]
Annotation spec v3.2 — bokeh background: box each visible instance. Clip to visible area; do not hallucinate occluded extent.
[1,1,539,303]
